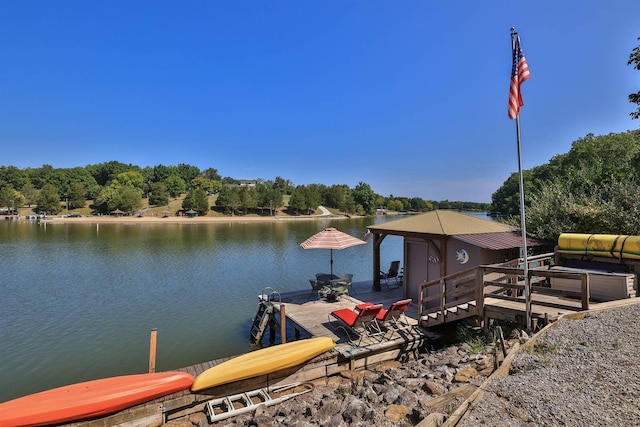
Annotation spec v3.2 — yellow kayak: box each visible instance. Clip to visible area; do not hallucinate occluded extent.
[191,337,335,392]
[558,233,640,259]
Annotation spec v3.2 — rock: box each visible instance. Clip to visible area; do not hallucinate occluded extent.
[374,360,403,372]
[313,398,342,423]
[360,385,381,404]
[424,380,446,395]
[398,388,419,408]
[386,404,411,423]
[383,385,401,404]
[340,369,365,382]
[341,398,369,423]
[454,366,478,383]
[164,419,196,427]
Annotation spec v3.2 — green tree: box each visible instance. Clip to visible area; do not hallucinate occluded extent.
[0,166,28,190]
[191,176,215,194]
[324,184,349,210]
[304,184,322,215]
[67,182,86,209]
[256,182,283,216]
[215,186,241,215]
[20,180,37,207]
[288,186,307,215]
[203,167,222,182]
[35,184,61,214]
[352,182,376,215]
[0,186,25,210]
[176,164,201,190]
[274,176,294,194]
[182,187,209,214]
[629,37,640,120]
[87,161,139,186]
[239,187,257,214]
[119,186,143,213]
[149,182,169,206]
[165,174,186,198]
[115,171,144,190]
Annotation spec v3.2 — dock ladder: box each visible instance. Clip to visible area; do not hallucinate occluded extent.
[250,287,281,344]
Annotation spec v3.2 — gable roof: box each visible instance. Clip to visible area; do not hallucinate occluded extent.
[367,210,515,236]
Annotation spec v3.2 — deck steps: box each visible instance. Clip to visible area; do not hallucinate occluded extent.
[420,301,478,327]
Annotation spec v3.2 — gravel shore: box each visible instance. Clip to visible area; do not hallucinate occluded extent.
[461,303,640,426]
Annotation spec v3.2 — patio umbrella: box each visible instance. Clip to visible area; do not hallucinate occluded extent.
[300,227,367,276]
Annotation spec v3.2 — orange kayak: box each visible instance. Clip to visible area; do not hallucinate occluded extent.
[0,371,194,427]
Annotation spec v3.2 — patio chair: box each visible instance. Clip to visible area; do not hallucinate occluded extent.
[377,299,412,330]
[329,304,383,344]
[333,274,354,296]
[380,261,401,288]
[309,279,329,299]
[357,299,412,332]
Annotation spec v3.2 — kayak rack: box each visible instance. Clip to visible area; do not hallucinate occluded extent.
[204,382,314,423]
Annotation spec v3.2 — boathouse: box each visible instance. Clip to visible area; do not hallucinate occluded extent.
[367,210,550,303]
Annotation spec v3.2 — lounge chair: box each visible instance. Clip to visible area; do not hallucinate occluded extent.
[380,261,401,288]
[377,299,412,330]
[329,304,383,344]
[356,299,412,335]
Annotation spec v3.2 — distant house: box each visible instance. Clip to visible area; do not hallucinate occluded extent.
[366,210,550,303]
[224,179,261,188]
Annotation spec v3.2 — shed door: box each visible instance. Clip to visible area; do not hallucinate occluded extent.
[406,239,428,304]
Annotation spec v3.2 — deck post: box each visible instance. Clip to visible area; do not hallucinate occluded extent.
[148,328,157,373]
[581,274,590,310]
[475,267,484,319]
[280,304,287,344]
[439,278,445,322]
[269,316,276,345]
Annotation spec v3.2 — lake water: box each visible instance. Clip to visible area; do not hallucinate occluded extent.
[0,215,407,402]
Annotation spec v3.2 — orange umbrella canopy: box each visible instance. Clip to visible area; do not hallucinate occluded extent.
[300,227,367,276]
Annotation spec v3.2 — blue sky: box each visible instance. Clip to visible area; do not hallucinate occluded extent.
[1,1,638,202]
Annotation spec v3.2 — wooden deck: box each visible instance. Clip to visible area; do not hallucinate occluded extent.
[270,280,430,360]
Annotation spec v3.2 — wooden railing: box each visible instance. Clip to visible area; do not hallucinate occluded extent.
[419,252,598,323]
[479,253,591,312]
[418,267,478,320]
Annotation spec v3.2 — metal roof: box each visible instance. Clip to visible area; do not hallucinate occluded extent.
[367,210,515,236]
[454,232,548,250]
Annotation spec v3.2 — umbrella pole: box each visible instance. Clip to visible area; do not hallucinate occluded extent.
[330,249,333,277]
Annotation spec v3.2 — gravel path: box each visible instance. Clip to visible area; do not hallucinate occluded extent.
[461,303,640,426]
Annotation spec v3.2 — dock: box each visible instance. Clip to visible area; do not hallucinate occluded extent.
[70,280,432,426]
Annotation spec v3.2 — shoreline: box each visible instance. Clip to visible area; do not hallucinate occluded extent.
[40,213,354,225]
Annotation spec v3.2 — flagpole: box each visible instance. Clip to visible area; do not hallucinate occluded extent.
[511,27,531,331]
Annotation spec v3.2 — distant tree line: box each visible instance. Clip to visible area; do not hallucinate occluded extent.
[0,160,490,217]
[491,130,640,242]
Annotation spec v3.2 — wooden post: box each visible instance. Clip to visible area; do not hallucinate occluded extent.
[439,278,445,322]
[149,329,157,373]
[475,267,485,319]
[269,315,276,345]
[497,326,508,358]
[581,273,590,310]
[280,304,287,344]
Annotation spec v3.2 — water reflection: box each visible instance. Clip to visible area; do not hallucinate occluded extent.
[0,216,405,401]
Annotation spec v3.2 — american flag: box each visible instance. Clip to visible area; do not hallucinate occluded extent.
[508,34,531,119]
